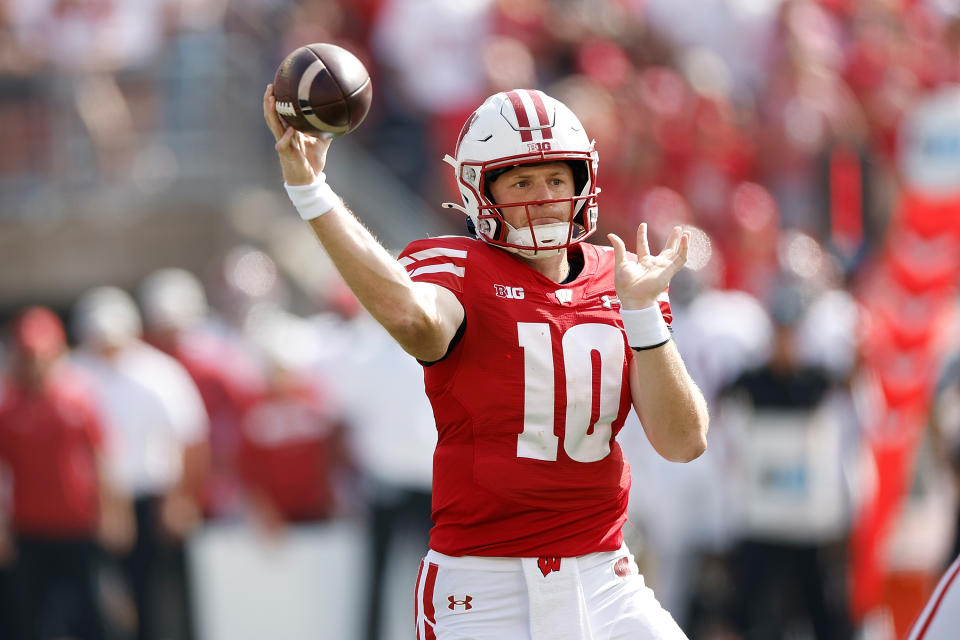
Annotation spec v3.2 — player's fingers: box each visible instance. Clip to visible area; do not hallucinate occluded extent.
[274,125,297,152]
[607,233,627,265]
[636,223,650,259]
[675,231,690,265]
[278,127,297,150]
[664,225,683,255]
[663,232,689,280]
[305,134,334,154]
[263,85,286,141]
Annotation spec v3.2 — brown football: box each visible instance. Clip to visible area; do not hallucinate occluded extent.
[272,43,372,136]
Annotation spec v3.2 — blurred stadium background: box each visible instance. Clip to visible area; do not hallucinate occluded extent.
[2,0,960,639]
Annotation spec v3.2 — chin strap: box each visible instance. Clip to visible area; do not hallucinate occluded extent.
[503,220,568,259]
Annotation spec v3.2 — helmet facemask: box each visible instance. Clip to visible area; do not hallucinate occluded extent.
[442,90,600,258]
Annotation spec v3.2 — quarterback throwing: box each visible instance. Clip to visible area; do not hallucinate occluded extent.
[264,85,709,640]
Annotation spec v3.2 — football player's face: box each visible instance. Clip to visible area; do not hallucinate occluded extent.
[488,162,576,229]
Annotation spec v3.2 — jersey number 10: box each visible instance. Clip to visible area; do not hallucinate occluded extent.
[516,322,625,463]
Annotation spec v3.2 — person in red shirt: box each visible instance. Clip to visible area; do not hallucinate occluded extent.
[138,267,266,520]
[0,306,133,640]
[237,350,349,535]
[264,87,709,639]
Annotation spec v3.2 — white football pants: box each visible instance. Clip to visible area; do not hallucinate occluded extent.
[413,544,688,640]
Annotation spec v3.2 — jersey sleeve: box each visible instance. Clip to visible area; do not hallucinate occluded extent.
[397,237,469,298]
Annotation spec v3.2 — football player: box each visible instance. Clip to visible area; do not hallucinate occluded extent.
[907,552,960,640]
[263,85,709,640]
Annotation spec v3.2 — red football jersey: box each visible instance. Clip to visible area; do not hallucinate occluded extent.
[398,236,667,557]
[0,364,104,537]
[238,386,338,522]
[151,329,265,516]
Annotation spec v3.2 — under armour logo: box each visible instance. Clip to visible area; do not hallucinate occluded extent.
[555,289,573,304]
[448,594,473,610]
[538,556,562,577]
[600,295,620,309]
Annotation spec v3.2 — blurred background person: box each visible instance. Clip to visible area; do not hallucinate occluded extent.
[619,250,775,639]
[0,306,132,640]
[138,267,266,522]
[71,287,209,640]
[720,279,860,640]
[932,347,960,565]
[236,314,353,538]
[306,271,436,640]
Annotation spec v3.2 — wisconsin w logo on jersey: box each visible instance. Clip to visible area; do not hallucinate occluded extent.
[555,289,573,304]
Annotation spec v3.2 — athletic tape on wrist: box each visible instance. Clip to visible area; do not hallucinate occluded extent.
[621,304,671,350]
[284,173,340,221]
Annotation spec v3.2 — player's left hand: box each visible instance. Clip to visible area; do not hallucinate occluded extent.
[607,224,689,310]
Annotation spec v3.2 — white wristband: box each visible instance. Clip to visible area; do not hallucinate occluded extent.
[621,304,671,350]
[284,173,340,221]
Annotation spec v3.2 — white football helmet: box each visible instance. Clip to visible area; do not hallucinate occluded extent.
[72,286,143,348]
[138,268,209,332]
[443,89,599,258]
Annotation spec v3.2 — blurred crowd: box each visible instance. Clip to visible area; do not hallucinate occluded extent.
[0,251,438,640]
[2,0,960,639]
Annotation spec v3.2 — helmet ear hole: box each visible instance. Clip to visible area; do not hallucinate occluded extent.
[483,166,511,205]
[566,161,589,197]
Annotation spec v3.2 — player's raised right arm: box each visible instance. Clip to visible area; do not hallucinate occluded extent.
[263,84,464,362]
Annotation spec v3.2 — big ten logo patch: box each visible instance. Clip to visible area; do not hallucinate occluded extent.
[527,141,552,153]
[494,284,525,300]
